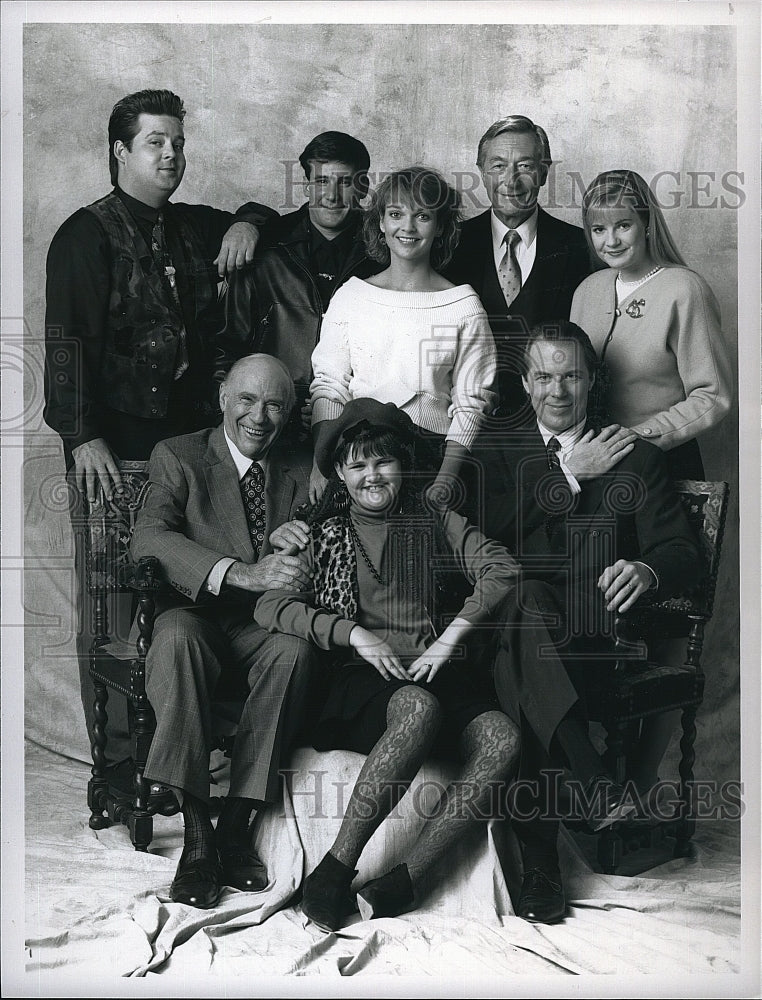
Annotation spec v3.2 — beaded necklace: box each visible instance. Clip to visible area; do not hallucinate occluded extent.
[348,513,385,584]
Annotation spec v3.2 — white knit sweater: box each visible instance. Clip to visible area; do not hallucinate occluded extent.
[310,277,497,450]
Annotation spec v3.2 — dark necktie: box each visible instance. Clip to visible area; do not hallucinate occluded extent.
[151,211,189,379]
[498,229,522,308]
[546,436,562,470]
[240,462,266,556]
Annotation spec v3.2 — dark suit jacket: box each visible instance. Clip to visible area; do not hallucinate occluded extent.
[131,424,311,607]
[472,424,700,601]
[445,208,595,414]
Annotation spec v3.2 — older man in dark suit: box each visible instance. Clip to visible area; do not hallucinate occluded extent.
[446,116,594,418]
[473,321,700,924]
[131,354,315,908]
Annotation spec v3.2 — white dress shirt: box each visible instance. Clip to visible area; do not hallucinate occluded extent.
[536,417,586,494]
[491,207,539,286]
[205,431,268,595]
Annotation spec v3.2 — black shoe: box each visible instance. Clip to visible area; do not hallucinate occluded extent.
[584,776,639,832]
[517,867,566,924]
[170,851,223,909]
[219,847,268,892]
[356,863,415,921]
[301,855,358,933]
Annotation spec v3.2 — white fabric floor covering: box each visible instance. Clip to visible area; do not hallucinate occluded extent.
[23,741,742,995]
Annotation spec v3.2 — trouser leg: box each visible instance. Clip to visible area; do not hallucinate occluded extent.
[226,625,318,803]
[144,606,228,801]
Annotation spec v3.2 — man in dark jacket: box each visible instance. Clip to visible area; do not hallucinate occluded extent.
[473,321,701,925]
[44,89,266,776]
[218,131,381,426]
[445,116,594,419]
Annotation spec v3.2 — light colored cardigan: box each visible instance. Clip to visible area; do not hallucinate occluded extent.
[570,266,732,450]
[309,277,497,451]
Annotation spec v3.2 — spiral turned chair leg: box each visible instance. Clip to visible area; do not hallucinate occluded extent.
[87,679,111,830]
[674,706,698,859]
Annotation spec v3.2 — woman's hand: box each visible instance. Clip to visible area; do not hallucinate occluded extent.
[409,617,472,683]
[349,626,409,681]
[565,425,637,481]
[309,462,328,505]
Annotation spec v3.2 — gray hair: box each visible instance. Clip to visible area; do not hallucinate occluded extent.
[476,115,551,170]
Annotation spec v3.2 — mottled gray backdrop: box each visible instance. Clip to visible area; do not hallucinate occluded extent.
[22,22,740,787]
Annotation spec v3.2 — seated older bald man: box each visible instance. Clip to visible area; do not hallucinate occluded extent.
[131,354,316,908]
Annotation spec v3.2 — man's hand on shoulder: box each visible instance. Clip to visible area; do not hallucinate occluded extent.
[225,553,312,593]
[215,221,259,277]
[565,424,637,481]
[71,437,123,502]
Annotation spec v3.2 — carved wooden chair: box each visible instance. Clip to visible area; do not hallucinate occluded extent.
[84,461,181,849]
[579,479,731,874]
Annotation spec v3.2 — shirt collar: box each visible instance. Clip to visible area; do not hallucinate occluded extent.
[115,185,165,224]
[536,417,587,452]
[224,428,269,480]
[490,206,539,250]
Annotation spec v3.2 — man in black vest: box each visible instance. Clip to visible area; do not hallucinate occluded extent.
[43,89,266,778]
[446,116,594,419]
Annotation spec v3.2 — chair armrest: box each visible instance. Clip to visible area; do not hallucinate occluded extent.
[121,555,165,594]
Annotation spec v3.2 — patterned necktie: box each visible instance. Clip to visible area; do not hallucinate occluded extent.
[151,211,189,380]
[546,436,562,470]
[498,229,522,309]
[239,462,267,556]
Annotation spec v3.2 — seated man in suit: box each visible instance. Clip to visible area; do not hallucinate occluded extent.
[472,321,701,924]
[131,354,316,908]
[446,115,594,418]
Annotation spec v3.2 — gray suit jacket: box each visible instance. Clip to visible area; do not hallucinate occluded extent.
[131,424,311,606]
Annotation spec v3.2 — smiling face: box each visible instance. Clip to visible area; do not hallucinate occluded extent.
[113,113,185,207]
[479,131,547,227]
[587,204,653,280]
[219,357,292,460]
[522,338,593,434]
[379,197,441,264]
[337,447,403,516]
[304,159,361,239]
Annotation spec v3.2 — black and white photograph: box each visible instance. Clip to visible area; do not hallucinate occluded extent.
[2,0,759,995]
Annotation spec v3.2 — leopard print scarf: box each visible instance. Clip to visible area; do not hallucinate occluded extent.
[311,516,358,619]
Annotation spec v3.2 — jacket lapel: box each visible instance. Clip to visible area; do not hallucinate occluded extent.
[204,426,256,563]
[261,450,297,558]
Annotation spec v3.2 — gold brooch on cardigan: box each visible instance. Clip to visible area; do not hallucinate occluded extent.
[625,298,646,319]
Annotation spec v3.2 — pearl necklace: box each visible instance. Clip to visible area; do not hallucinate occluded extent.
[616,266,662,293]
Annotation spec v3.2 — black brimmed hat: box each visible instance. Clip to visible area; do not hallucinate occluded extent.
[314,398,416,477]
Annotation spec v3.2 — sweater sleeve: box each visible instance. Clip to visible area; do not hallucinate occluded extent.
[442,509,519,622]
[446,307,498,450]
[309,288,353,425]
[253,585,356,649]
[631,271,732,450]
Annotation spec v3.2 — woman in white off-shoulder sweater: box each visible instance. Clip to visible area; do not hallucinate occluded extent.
[309,166,496,502]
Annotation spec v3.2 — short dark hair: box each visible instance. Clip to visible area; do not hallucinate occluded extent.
[108,89,185,186]
[298,131,370,194]
[333,426,415,472]
[522,320,599,379]
[363,166,462,271]
[476,115,551,171]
